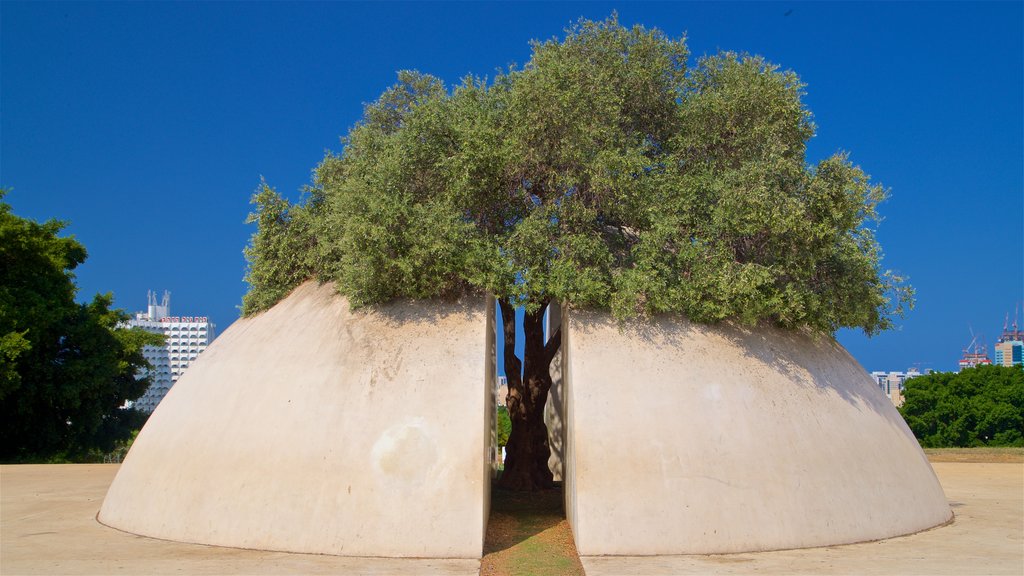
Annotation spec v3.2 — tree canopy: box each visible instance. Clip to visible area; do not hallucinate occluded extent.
[899,365,1024,447]
[243,15,910,336]
[0,190,161,462]
[243,15,914,490]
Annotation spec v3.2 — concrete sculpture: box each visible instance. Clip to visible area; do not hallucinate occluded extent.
[100,282,494,558]
[560,308,952,555]
[101,282,951,559]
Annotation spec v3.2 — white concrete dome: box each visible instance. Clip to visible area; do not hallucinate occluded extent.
[100,282,494,558]
[561,308,952,555]
[100,281,951,558]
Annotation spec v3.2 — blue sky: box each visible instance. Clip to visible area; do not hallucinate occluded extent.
[2,1,1021,373]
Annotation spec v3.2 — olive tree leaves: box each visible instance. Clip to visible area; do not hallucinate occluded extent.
[243,15,911,336]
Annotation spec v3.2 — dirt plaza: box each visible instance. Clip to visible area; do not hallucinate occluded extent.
[2,460,1021,575]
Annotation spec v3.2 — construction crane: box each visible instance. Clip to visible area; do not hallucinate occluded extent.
[958,327,991,371]
[998,304,1024,343]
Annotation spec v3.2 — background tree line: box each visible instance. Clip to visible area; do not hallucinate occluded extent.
[900,364,1024,447]
[1,190,161,462]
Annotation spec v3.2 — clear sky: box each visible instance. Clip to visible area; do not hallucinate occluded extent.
[2,1,1021,373]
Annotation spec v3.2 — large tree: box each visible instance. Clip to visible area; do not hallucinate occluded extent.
[243,16,912,490]
[900,365,1024,447]
[0,191,161,461]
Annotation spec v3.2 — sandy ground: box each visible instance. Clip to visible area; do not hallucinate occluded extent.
[582,462,1023,576]
[1,465,478,576]
[2,461,1022,575]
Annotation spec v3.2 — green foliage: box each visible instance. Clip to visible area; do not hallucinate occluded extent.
[241,180,324,315]
[496,406,512,447]
[101,428,141,464]
[242,15,911,336]
[0,190,162,462]
[899,365,1024,447]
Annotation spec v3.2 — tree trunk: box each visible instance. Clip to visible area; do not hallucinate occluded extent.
[497,297,561,491]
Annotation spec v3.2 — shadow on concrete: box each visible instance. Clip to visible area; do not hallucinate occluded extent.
[571,308,896,418]
[357,293,485,326]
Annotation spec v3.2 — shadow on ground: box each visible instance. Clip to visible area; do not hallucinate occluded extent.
[480,482,584,576]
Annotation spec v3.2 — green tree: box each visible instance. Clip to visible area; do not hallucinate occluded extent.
[241,180,323,315]
[243,16,912,490]
[0,190,162,461]
[496,406,512,448]
[900,365,1024,447]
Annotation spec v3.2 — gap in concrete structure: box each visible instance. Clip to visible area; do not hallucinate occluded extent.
[483,300,581,575]
[490,300,565,479]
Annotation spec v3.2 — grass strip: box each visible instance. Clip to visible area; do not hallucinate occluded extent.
[480,484,584,576]
[924,447,1024,463]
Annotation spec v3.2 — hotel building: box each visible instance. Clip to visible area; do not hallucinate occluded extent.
[128,291,215,413]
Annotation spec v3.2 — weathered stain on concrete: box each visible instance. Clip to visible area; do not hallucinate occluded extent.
[99,282,493,559]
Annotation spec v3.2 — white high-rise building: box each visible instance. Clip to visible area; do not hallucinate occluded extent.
[128,290,215,413]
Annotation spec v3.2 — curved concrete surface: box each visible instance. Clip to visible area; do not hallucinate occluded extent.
[562,309,952,555]
[100,282,493,558]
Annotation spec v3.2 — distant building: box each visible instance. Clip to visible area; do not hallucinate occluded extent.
[994,340,1023,367]
[958,344,991,371]
[495,375,508,407]
[870,369,927,407]
[128,290,215,413]
[994,318,1023,367]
